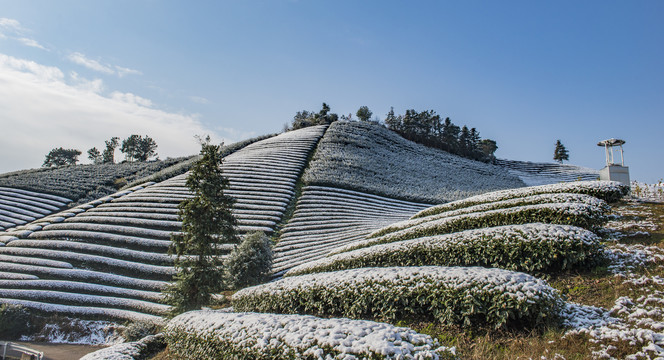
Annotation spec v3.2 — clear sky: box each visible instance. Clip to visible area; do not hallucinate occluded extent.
[1,1,662,182]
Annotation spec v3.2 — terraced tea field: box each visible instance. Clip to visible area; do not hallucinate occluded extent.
[0,125,326,321]
[271,185,430,275]
[0,187,71,231]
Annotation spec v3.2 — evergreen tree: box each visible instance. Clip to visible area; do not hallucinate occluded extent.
[459,125,471,156]
[384,107,402,131]
[163,136,239,315]
[87,147,102,164]
[356,106,373,122]
[440,117,460,151]
[291,110,315,130]
[43,147,82,167]
[289,103,339,130]
[479,139,498,159]
[553,140,570,163]
[121,135,158,162]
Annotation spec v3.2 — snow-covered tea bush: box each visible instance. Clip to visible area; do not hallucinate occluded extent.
[413,180,628,218]
[370,192,608,238]
[165,310,455,360]
[302,121,524,204]
[342,202,607,254]
[233,266,562,329]
[223,231,273,290]
[81,334,165,360]
[0,186,72,231]
[286,224,603,276]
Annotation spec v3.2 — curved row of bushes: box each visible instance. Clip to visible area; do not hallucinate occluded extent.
[413,180,628,218]
[370,193,608,238]
[286,223,603,277]
[233,266,562,329]
[165,310,455,360]
[337,202,607,254]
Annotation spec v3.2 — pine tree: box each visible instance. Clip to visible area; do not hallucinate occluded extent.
[384,107,402,131]
[356,106,373,122]
[553,140,570,163]
[43,148,82,167]
[163,136,239,315]
[87,147,102,164]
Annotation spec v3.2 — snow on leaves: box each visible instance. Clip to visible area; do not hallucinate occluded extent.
[234,266,563,329]
[165,310,455,360]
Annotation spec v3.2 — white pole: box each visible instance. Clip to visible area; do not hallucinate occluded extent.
[620,145,624,166]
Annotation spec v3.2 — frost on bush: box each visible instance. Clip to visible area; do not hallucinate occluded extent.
[165,310,455,360]
[122,320,162,342]
[234,266,562,329]
[371,192,609,238]
[223,231,273,290]
[286,223,603,276]
[80,334,165,360]
[342,202,607,254]
[413,180,629,219]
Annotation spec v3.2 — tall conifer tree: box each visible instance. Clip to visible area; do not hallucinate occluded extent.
[553,140,570,163]
[164,136,239,315]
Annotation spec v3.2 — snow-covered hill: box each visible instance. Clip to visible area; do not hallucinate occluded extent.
[303,121,525,203]
[0,121,611,322]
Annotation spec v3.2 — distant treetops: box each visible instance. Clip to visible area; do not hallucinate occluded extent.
[43,135,158,168]
[287,103,498,163]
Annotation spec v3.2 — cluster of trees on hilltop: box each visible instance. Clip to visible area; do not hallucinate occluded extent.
[384,107,497,162]
[286,103,498,163]
[287,103,339,131]
[43,135,158,167]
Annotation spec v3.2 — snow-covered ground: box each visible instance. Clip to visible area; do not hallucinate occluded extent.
[495,159,600,186]
[631,181,664,203]
[560,200,664,359]
[302,121,525,204]
[271,185,429,275]
[0,186,71,231]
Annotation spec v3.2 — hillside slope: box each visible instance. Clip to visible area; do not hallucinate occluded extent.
[302,121,525,204]
[496,158,600,186]
[0,187,71,231]
[0,126,326,321]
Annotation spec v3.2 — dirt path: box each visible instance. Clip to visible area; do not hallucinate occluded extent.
[14,342,106,360]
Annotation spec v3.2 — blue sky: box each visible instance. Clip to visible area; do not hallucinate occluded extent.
[1,1,662,182]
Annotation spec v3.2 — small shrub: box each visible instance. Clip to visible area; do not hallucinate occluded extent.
[0,304,33,339]
[223,231,273,290]
[113,177,128,189]
[122,320,162,342]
